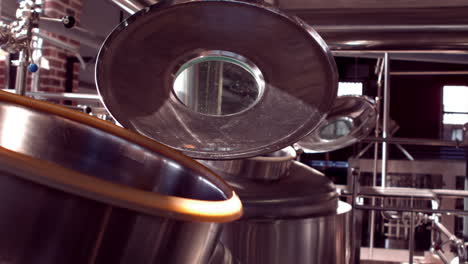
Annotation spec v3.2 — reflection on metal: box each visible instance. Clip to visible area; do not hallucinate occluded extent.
[200,147,297,181]
[2,89,102,102]
[14,50,28,96]
[337,52,468,65]
[296,95,377,153]
[208,242,241,264]
[222,200,351,264]
[314,24,468,52]
[0,90,242,263]
[96,0,337,159]
[381,52,390,188]
[106,0,147,14]
[201,150,350,263]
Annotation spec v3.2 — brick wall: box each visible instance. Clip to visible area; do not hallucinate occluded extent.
[40,0,83,93]
[0,1,83,92]
[0,55,5,89]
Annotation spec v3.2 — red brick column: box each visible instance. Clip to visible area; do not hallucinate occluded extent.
[0,55,5,89]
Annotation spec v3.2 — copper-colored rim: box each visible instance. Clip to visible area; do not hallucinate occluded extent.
[0,91,243,223]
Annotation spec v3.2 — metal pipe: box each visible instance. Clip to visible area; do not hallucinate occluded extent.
[369,58,384,259]
[394,143,415,161]
[434,250,450,264]
[2,89,101,102]
[355,205,468,216]
[350,167,359,264]
[34,31,86,70]
[434,221,467,262]
[336,185,468,199]
[465,170,468,240]
[15,50,28,96]
[105,0,146,14]
[391,71,468,75]
[31,34,44,93]
[368,200,376,258]
[464,124,468,240]
[409,210,415,264]
[356,143,373,158]
[314,25,468,51]
[363,137,467,147]
[28,91,101,101]
[381,53,390,188]
[435,221,458,241]
[38,19,105,51]
[335,52,468,65]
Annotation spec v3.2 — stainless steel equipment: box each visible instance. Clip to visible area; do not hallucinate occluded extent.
[96,0,338,160]
[0,90,242,264]
[200,149,351,264]
[296,95,377,153]
[208,242,241,264]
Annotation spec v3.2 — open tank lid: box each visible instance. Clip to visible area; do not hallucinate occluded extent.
[95,0,338,160]
[295,95,377,153]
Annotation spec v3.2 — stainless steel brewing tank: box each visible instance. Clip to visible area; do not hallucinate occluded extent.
[0,91,242,264]
[201,149,351,264]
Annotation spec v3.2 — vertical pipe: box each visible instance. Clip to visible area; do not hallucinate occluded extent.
[464,143,468,240]
[381,52,391,188]
[465,178,468,240]
[350,167,359,264]
[15,50,28,96]
[409,199,415,264]
[31,35,44,93]
[464,124,468,240]
[369,58,384,258]
[369,203,376,258]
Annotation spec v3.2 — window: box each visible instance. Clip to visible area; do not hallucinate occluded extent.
[442,85,468,125]
[338,82,363,96]
[442,85,468,142]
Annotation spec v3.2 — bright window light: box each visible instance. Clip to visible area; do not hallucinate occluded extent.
[338,82,363,96]
[443,113,468,125]
[442,86,468,125]
[443,86,468,112]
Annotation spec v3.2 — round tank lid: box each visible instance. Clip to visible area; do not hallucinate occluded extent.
[296,95,377,153]
[95,0,337,160]
[219,161,338,219]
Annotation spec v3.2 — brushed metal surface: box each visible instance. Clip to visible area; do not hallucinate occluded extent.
[221,201,352,264]
[208,160,338,218]
[96,0,337,159]
[0,91,242,264]
[206,154,350,263]
[200,147,297,181]
[296,95,377,153]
